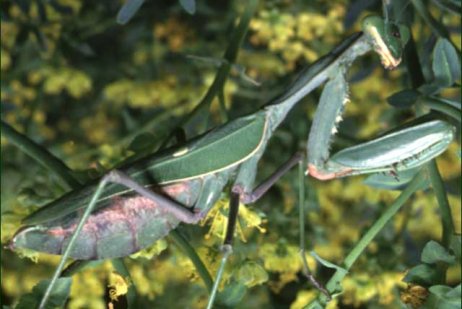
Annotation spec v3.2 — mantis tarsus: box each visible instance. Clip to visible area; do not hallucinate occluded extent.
[7,15,455,308]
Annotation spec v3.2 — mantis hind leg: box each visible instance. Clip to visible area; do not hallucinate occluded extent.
[39,170,203,309]
[105,170,204,224]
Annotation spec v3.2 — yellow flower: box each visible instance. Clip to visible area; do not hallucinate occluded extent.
[104,79,133,104]
[259,241,302,273]
[342,272,405,307]
[202,198,266,243]
[66,70,92,98]
[1,49,11,71]
[290,290,338,309]
[108,272,130,301]
[130,239,168,260]
[43,67,92,98]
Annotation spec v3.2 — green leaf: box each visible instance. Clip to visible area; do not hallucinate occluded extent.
[450,235,461,260]
[128,132,158,155]
[403,264,440,286]
[179,0,196,14]
[422,284,461,309]
[216,282,247,306]
[421,240,456,264]
[235,261,268,287]
[431,0,462,15]
[311,251,347,273]
[16,278,72,309]
[305,300,325,309]
[49,0,73,15]
[387,89,420,108]
[420,96,462,123]
[117,0,145,25]
[432,39,461,87]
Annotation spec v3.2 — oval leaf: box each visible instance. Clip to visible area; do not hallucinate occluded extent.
[422,284,461,309]
[16,277,72,309]
[387,89,420,108]
[117,0,145,25]
[421,240,456,264]
[179,0,196,14]
[432,39,461,87]
[216,282,247,306]
[404,264,440,286]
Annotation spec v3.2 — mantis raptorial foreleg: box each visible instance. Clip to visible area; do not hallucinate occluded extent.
[308,119,455,180]
[306,16,455,180]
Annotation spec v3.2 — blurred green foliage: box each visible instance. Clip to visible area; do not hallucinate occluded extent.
[1,0,460,308]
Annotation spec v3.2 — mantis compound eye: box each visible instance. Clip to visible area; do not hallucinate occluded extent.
[389,24,401,38]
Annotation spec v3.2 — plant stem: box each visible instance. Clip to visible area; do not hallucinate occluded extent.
[39,176,109,309]
[162,0,259,142]
[316,171,427,305]
[426,160,454,248]
[170,230,214,293]
[1,121,80,190]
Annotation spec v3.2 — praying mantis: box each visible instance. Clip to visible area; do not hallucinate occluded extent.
[6,15,456,308]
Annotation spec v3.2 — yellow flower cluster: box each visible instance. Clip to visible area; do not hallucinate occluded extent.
[258,240,317,293]
[250,5,345,68]
[107,272,130,302]
[342,272,406,307]
[129,239,168,260]
[154,16,195,52]
[4,80,37,106]
[38,67,92,98]
[68,263,109,309]
[290,290,338,309]
[79,110,117,145]
[201,198,266,243]
[103,76,204,111]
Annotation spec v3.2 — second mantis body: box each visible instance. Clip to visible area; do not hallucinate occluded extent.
[9,15,455,308]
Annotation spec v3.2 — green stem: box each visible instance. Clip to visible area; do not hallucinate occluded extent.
[170,230,214,293]
[420,97,462,123]
[410,0,450,39]
[39,176,110,309]
[1,121,80,190]
[426,160,454,248]
[206,246,232,309]
[317,171,426,305]
[299,161,306,259]
[165,0,258,139]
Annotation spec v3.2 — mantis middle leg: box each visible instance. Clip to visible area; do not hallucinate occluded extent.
[207,152,330,309]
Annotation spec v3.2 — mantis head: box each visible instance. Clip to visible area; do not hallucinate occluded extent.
[362,16,410,69]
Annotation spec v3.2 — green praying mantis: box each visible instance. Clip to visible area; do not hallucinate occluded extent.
[7,15,456,308]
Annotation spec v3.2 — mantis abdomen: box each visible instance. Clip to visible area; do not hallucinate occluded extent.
[11,180,203,259]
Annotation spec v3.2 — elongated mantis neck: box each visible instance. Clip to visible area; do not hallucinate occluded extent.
[263,33,372,132]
